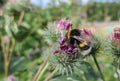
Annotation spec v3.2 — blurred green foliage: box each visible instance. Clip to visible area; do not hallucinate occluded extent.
[86,2,120,21]
[0,0,120,81]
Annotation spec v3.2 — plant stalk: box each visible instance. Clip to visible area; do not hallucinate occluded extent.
[44,66,59,81]
[92,55,105,81]
[32,53,51,81]
[36,63,49,81]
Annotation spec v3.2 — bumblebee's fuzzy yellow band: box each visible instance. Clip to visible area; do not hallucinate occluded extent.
[67,30,72,40]
[79,41,87,47]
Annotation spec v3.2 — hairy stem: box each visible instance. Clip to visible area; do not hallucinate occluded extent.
[32,53,51,81]
[36,63,49,81]
[44,66,59,81]
[92,55,105,81]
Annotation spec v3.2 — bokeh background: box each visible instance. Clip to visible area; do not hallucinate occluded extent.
[0,0,120,81]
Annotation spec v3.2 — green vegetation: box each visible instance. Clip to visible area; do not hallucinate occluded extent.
[0,0,120,81]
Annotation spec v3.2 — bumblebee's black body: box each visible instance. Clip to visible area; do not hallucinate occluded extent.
[66,29,91,51]
[67,29,81,45]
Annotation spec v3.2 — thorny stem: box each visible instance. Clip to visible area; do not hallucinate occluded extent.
[44,66,59,81]
[32,53,51,81]
[92,55,105,81]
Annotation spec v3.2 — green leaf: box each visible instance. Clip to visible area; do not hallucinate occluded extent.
[50,73,84,81]
[15,26,29,42]
[9,57,30,74]
[4,15,19,37]
[78,62,99,80]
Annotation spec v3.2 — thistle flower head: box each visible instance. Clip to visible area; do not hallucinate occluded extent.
[110,27,120,47]
[113,27,120,39]
[57,18,72,31]
[47,18,100,75]
[107,27,120,59]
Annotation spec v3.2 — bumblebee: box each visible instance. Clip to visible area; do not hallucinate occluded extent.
[66,29,92,55]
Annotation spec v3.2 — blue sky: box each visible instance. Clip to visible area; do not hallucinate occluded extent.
[30,0,117,8]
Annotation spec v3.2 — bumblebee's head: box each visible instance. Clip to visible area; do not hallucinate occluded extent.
[66,29,81,45]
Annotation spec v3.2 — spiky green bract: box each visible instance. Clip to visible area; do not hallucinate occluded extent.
[109,42,120,57]
[87,35,102,57]
[44,22,60,44]
[49,52,83,75]
[107,41,120,68]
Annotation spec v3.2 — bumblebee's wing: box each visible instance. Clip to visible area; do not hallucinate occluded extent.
[72,36,85,42]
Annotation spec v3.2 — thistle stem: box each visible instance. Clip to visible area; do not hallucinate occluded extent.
[32,53,51,81]
[92,55,105,81]
[36,63,49,81]
[44,66,59,81]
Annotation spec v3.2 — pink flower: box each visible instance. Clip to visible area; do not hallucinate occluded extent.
[113,27,120,40]
[57,18,72,30]
[110,27,120,47]
[54,36,77,55]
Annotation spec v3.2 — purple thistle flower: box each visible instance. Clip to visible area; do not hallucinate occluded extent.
[54,36,77,55]
[110,27,120,47]
[63,44,77,54]
[53,50,62,54]
[59,37,67,45]
[113,27,120,40]
[57,18,72,30]
[113,32,120,40]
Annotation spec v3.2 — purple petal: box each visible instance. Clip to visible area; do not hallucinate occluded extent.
[57,18,72,30]
[59,37,67,45]
[53,50,62,54]
[83,29,92,36]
